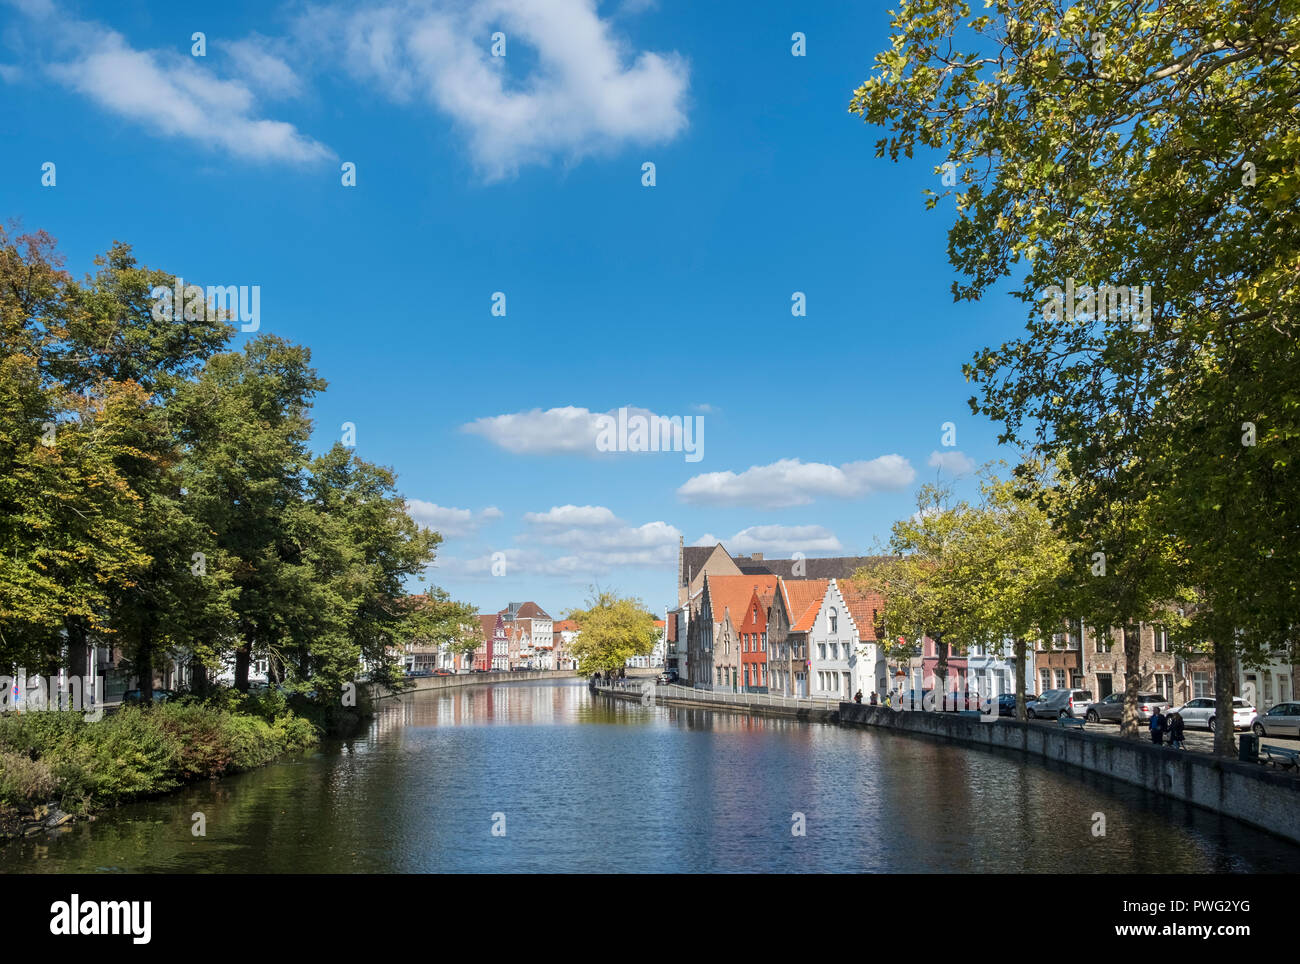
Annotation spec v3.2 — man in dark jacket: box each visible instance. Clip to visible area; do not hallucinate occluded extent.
[1150,707,1167,745]
[1167,710,1185,749]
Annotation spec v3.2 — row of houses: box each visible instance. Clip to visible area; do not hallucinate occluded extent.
[404,601,582,673]
[665,541,1299,710]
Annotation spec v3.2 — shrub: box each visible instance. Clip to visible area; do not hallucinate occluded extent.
[0,749,57,806]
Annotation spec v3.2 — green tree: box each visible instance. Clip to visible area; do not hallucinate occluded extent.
[565,590,659,678]
[851,0,1298,754]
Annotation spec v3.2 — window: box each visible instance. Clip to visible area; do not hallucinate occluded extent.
[1154,626,1170,653]
[829,608,838,634]
[1193,672,1210,699]
[1154,673,1173,702]
[1095,628,1112,653]
[830,643,838,660]
[1054,669,1066,689]
[818,644,827,660]
[1040,669,1052,692]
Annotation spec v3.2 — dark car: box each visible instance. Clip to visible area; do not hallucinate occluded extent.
[404,668,433,678]
[657,672,679,685]
[997,693,1039,716]
[123,688,177,704]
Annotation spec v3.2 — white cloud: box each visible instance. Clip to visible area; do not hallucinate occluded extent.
[301,0,689,179]
[677,456,915,509]
[226,36,304,99]
[725,525,844,555]
[462,405,693,456]
[927,450,976,476]
[523,504,619,527]
[406,500,503,538]
[7,1,330,164]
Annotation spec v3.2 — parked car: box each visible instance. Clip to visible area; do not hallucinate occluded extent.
[996,693,1038,716]
[1085,691,1171,724]
[1252,702,1300,738]
[656,672,679,685]
[404,668,433,678]
[123,688,177,704]
[433,669,454,677]
[1026,688,1093,719]
[1171,696,1257,732]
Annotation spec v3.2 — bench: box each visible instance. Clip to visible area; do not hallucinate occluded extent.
[1261,744,1300,770]
[1058,715,1086,730]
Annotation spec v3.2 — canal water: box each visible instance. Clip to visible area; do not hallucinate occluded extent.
[4,678,1295,873]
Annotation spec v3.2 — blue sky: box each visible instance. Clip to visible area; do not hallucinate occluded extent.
[1,0,1030,619]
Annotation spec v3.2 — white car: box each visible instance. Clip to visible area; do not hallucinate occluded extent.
[1171,696,1257,733]
[1251,702,1300,738]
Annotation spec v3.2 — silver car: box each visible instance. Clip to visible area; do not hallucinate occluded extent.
[1027,688,1094,720]
[1252,702,1300,738]
[1171,696,1257,732]
[1085,691,1171,724]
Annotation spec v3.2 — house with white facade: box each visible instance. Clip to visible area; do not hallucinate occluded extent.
[806,579,887,701]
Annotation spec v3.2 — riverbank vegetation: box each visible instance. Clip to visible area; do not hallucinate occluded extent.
[852,0,1298,755]
[0,696,317,837]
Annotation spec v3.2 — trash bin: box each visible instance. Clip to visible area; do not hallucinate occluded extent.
[1239,733,1259,763]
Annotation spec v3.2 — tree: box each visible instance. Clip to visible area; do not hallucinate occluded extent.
[565,590,659,677]
[961,466,1073,721]
[851,0,1299,754]
[854,483,987,701]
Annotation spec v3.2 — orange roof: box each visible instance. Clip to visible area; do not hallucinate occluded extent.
[837,580,885,641]
[781,578,830,633]
[553,619,579,632]
[705,574,781,631]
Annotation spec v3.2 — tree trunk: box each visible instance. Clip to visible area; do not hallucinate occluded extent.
[190,656,209,697]
[933,632,947,709]
[138,622,155,705]
[1121,624,1141,739]
[66,618,89,679]
[234,644,251,692]
[1014,637,1027,721]
[1213,639,1237,758]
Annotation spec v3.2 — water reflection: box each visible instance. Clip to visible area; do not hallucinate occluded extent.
[3,679,1294,873]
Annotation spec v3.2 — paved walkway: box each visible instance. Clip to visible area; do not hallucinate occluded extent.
[1026,716,1300,757]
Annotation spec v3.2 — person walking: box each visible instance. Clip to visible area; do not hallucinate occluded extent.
[854,689,863,704]
[1168,709,1185,749]
[869,692,878,706]
[1149,706,1167,745]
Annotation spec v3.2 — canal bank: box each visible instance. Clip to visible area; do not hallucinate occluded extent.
[839,703,1300,845]
[592,680,840,724]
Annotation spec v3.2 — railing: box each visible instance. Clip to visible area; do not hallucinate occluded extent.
[591,679,840,712]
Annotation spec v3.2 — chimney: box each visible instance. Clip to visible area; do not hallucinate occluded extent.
[751,553,763,561]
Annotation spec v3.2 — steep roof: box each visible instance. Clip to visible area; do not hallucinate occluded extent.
[836,580,885,641]
[704,574,780,631]
[478,614,503,638]
[781,578,830,633]
[500,601,551,620]
[553,619,578,633]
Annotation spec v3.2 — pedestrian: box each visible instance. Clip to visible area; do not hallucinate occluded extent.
[883,693,891,708]
[869,692,878,706]
[1150,706,1166,745]
[854,689,863,704]
[1168,710,1185,749]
